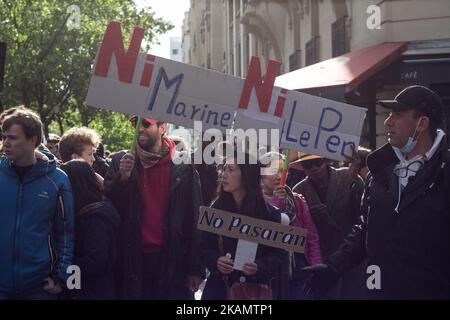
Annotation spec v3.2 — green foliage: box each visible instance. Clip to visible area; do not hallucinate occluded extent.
[0,0,173,147]
[49,107,134,152]
[89,110,134,152]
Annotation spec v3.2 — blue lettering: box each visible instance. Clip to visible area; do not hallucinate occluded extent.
[147,67,184,113]
[170,100,233,129]
[314,107,342,148]
[299,131,310,147]
[174,102,188,117]
[326,135,340,153]
[206,110,218,125]
[220,112,231,128]
[285,100,298,143]
[191,105,202,119]
[200,105,207,121]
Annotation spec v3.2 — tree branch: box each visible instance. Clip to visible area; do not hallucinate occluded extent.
[38,13,71,61]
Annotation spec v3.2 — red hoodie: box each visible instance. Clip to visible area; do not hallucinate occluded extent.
[139,138,174,253]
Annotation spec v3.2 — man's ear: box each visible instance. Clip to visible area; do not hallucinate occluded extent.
[418,116,430,133]
[160,123,168,135]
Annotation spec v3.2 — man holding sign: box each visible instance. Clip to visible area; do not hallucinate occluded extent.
[104,116,203,299]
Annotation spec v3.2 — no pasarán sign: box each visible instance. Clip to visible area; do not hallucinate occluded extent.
[197,206,307,253]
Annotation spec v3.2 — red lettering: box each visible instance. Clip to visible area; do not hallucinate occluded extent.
[238,56,281,114]
[94,21,144,84]
[274,88,288,117]
[140,54,156,87]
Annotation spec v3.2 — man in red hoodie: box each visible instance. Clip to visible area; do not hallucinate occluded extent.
[105,116,204,299]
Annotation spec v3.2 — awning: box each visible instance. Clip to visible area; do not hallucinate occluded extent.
[275,42,408,94]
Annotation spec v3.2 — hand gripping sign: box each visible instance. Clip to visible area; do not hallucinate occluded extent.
[86,22,367,161]
[197,206,307,253]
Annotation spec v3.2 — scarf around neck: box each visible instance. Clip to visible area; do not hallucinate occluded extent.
[135,137,171,168]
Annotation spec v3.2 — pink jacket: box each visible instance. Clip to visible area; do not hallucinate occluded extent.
[271,193,322,265]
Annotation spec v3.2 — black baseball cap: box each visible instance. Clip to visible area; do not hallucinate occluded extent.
[379,85,444,123]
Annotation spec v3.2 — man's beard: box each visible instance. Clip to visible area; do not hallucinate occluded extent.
[138,134,159,152]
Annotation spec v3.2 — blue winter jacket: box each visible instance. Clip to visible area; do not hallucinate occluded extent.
[0,155,74,293]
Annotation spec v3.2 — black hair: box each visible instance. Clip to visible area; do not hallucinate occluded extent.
[213,150,267,218]
[96,142,105,158]
[61,159,103,214]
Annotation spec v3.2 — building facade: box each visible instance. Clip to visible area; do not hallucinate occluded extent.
[183,0,450,148]
[170,37,182,62]
[182,0,224,71]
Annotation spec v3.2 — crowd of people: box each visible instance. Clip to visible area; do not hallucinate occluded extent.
[0,85,449,300]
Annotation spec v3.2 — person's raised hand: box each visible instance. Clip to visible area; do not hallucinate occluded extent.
[119,153,135,182]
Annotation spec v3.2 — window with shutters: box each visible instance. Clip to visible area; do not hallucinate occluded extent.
[332,16,349,57]
[305,36,320,66]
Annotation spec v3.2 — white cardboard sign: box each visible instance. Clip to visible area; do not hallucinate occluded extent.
[86,22,367,161]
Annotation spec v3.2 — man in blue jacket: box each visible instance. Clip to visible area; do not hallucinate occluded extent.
[0,108,74,300]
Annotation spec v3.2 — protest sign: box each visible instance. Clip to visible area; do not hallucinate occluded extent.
[86,22,366,161]
[197,206,307,253]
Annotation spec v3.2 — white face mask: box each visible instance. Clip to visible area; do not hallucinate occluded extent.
[399,118,423,154]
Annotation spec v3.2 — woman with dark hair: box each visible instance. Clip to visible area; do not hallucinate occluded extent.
[199,151,284,300]
[61,159,120,299]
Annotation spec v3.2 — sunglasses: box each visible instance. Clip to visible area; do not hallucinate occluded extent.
[302,158,324,170]
[131,119,152,129]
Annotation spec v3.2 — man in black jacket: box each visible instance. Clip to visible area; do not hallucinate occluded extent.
[304,85,450,299]
[104,116,204,299]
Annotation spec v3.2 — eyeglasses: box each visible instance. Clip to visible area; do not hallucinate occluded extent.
[131,119,152,129]
[302,158,324,170]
